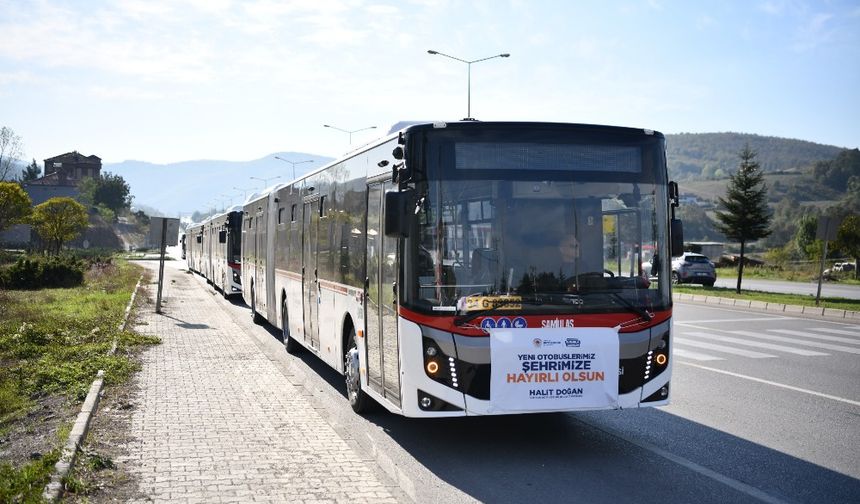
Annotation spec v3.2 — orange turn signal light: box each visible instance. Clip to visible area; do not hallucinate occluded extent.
[655,354,667,365]
[426,361,439,374]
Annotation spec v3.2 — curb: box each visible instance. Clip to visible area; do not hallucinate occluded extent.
[42,371,105,502]
[673,292,860,320]
[42,273,143,501]
[110,274,143,355]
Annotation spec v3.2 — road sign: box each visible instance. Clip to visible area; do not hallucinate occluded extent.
[815,216,843,242]
[148,217,179,314]
[148,217,180,247]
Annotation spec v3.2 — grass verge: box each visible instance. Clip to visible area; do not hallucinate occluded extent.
[0,259,159,503]
[673,284,860,312]
[715,266,860,286]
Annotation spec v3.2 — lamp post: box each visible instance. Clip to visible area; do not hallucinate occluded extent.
[250,175,281,190]
[427,49,510,120]
[233,186,252,200]
[323,124,377,145]
[274,156,314,180]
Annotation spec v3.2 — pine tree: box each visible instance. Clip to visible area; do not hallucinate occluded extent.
[715,144,772,293]
[21,158,41,181]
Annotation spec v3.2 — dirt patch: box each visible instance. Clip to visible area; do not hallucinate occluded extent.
[0,394,76,466]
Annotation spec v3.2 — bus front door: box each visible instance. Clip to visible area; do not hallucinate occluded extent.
[302,198,320,349]
[366,181,401,406]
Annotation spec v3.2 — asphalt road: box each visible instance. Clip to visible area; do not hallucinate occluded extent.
[180,260,859,504]
[712,276,860,300]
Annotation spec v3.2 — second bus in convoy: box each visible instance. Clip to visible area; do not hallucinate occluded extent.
[242,121,683,417]
[186,205,243,298]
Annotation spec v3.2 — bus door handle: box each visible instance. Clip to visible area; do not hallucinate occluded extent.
[364,277,370,289]
[392,281,397,298]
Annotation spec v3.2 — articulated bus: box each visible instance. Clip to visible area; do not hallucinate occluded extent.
[242,121,683,417]
[185,206,244,298]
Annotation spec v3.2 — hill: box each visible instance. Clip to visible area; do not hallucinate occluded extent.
[665,132,844,180]
[104,152,334,216]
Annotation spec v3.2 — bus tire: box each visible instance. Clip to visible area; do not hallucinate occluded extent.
[282,299,300,354]
[344,328,371,414]
[251,287,263,324]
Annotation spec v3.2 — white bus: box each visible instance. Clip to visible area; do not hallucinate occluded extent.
[186,206,244,298]
[242,121,682,417]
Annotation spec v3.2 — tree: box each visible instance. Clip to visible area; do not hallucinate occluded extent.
[21,158,41,182]
[794,213,819,259]
[714,145,772,293]
[79,172,132,216]
[94,172,132,213]
[0,181,32,232]
[835,215,860,280]
[0,126,25,181]
[30,197,89,255]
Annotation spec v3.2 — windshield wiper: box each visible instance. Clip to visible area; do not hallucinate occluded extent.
[602,291,652,322]
[454,297,542,327]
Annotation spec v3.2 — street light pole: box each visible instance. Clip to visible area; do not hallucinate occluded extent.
[427,49,510,120]
[323,124,377,145]
[232,186,252,200]
[250,175,281,190]
[274,156,314,180]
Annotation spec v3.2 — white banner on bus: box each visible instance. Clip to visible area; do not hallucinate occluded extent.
[488,327,619,413]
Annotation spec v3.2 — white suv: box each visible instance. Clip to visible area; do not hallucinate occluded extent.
[672,252,716,287]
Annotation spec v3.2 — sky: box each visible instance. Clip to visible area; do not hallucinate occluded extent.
[1,0,859,165]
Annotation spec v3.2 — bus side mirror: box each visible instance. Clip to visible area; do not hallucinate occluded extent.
[384,188,414,238]
[670,218,684,257]
[219,230,227,243]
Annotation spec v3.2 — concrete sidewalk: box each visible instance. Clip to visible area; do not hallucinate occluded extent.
[122,262,402,503]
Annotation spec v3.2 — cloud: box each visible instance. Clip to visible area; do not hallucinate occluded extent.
[87,85,165,101]
[792,12,836,51]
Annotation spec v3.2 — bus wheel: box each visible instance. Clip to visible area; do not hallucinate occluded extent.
[251,287,263,324]
[344,328,371,414]
[282,299,300,354]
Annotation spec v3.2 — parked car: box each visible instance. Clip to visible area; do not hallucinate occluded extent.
[672,252,716,287]
[824,261,856,277]
[834,262,856,273]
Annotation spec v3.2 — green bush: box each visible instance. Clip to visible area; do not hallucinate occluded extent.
[0,255,86,289]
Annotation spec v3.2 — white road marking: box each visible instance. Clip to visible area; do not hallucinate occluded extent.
[674,316,793,324]
[810,327,860,338]
[678,361,860,408]
[769,329,860,346]
[682,331,829,356]
[674,338,777,358]
[727,330,860,355]
[672,348,725,361]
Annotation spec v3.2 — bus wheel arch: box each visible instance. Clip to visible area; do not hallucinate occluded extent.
[343,315,372,413]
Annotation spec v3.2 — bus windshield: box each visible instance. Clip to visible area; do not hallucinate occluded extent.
[404,126,671,316]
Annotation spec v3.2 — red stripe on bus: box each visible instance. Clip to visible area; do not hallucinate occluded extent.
[398,305,671,337]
